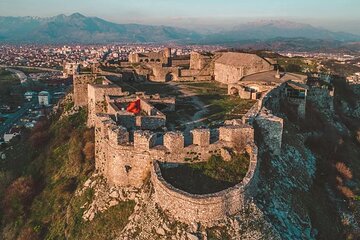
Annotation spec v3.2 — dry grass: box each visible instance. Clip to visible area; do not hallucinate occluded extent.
[336,162,353,180]
[356,129,360,144]
[338,186,355,199]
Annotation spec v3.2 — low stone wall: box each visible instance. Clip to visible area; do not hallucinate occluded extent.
[151,143,259,226]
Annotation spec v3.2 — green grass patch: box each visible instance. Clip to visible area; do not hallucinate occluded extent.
[160,154,250,194]
[67,197,135,240]
[0,68,24,109]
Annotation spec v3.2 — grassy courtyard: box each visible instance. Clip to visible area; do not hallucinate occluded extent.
[160,154,250,194]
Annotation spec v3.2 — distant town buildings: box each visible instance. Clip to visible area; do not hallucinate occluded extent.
[346,72,360,84]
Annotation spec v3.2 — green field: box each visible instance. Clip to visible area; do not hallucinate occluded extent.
[0,68,24,110]
[276,57,318,73]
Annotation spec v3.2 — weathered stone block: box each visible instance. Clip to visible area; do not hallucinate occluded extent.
[134,130,156,151]
[164,131,184,152]
[191,129,210,147]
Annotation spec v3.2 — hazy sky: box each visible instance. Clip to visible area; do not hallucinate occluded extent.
[1,0,360,33]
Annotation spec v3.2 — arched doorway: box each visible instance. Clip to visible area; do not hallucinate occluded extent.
[229,87,239,96]
[165,73,175,82]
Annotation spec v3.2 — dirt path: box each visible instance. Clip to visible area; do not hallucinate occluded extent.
[169,82,211,143]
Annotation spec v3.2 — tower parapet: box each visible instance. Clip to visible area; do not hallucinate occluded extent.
[219,124,254,150]
[134,130,157,151]
[108,125,129,145]
[191,128,210,147]
[164,131,184,152]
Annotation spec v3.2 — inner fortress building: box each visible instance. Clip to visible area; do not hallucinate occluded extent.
[126,48,275,83]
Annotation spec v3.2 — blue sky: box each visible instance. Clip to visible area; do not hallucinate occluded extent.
[1,0,360,33]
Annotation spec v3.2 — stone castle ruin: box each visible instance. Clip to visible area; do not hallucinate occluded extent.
[69,49,335,227]
[127,48,275,83]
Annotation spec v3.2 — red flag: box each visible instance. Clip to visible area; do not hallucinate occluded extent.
[126,99,141,114]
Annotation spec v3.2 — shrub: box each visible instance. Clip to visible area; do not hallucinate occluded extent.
[17,227,39,240]
[338,186,355,200]
[2,176,36,220]
[83,142,95,161]
[29,131,50,147]
[335,162,353,180]
[31,120,50,134]
[356,129,360,144]
[336,176,343,186]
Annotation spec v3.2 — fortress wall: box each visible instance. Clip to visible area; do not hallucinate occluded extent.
[73,74,97,107]
[94,114,117,173]
[172,59,190,67]
[164,131,185,153]
[254,109,283,156]
[87,84,126,127]
[117,113,136,129]
[104,139,154,187]
[151,143,259,226]
[95,122,243,187]
[139,99,157,115]
[214,63,244,84]
[191,129,210,147]
[190,52,213,70]
[262,84,285,114]
[219,125,254,150]
[139,116,166,130]
[151,66,180,82]
[180,69,201,77]
[242,59,274,76]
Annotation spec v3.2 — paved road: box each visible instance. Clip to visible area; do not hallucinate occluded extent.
[0,65,60,72]
[0,99,36,137]
[5,68,29,85]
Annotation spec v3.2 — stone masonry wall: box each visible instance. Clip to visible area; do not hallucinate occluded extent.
[254,109,283,156]
[73,74,97,107]
[94,113,255,188]
[87,84,127,127]
[151,143,259,227]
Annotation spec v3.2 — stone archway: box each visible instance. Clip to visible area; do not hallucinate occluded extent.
[165,73,175,82]
[229,87,239,96]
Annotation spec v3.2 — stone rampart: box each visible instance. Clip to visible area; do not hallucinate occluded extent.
[94,112,255,188]
[151,143,259,226]
[73,74,97,107]
[87,84,127,127]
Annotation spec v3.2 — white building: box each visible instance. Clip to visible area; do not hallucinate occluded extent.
[38,91,51,106]
[4,128,21,143]
[24,91,36,101]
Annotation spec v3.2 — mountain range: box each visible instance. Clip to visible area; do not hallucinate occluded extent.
[0,13,359,44]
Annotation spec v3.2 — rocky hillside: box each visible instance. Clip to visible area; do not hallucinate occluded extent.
[0,79,359,239]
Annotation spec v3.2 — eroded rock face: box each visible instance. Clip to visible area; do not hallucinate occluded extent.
[255,143,316,240]
[77,172,280,240]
